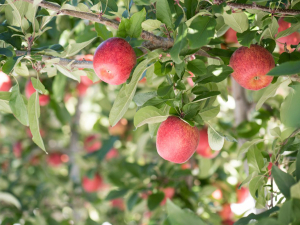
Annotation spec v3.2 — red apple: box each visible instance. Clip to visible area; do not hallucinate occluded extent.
[196,128,220,159]
[109,118,128,136]
[222,219,235,225]
[187,71,194,87]
[110,198,125,210]
[84,135,102,153]
[277,17,300,53]
[106,148,118,159]
[212,188,223,200]
[224,28,238,44]
[93,37,136,85]
[47,152,63,167]
[25,80,50,106]
[236,185,249,203]
[76,83,89,96]
[219,204,233,220]
[13,141,22,158]
[229,44,275,90]
[268,162,273,176]
[161,187,175,205]
[156,116,199,163]
[82,173,103,193]
[0,71,11,91]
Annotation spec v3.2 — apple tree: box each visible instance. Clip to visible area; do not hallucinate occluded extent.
[1,0,300,224]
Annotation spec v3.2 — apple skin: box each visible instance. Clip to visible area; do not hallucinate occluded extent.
[156,116,199,164]
[219,204,233,220]
[268,162,273,176]
[222,219,235,225]
[187,71,194,87]
[13,141,22,158]
[0,71,11,91]
[109,118,128,136]
[277,18,300,53]
[93,37,136,85]
[236,185,249,203]
[106,148,118,159]
[110,198,125,210]
[229,44,275,90]
[47,152,63,167]
[82,173,103,193]
[212,188,223,200]
[224,28,238,44]
[84,135,102,153]
[160,187,175,205]
[196,128,220,159]
[25,80,50,106]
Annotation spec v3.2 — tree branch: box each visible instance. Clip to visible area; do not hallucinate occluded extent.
[22,0,174,49]
[16,50,93,69]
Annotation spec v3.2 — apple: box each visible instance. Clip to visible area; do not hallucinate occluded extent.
[84,135,102,153]
[109,118,128,136]
[212,188,223,200]
[13,141,22,158]
[224,28,238,44]
[110,198,125,210]
[196,128,220,159]
[160,187,175,205]
[236,185,249,203]
[187,71,194,87]
[25,80,50,106]
[82,173,103,193]
[76,83,89,96]
[93,37,136,85]
[268,162,273,176]
[106,148,118,159]
[156,116,199,163]
[219,204,233,220]
[26,127,45,138]
[277,17,300,53]
[47,152,63,167]
[0,71,11,91]
[222,219,235,225]
[229,44,275,90]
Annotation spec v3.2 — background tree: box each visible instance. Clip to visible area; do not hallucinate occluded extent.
[1,0,300,224]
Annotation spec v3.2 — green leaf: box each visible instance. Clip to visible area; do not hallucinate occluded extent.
[187,16,216,49]
[156,0,173,29]
[0,92,12,113]
[166,200,206,225]
[249,175,264,199]
[61,37,96,57]
[222,12,249,33]
[14,62,29,77]
[2,58,18,74]
[133,91,157,107]
[170,23,188,64]
[31,78,47,95]
[261,17,279,40]
[0,48,13,57]
[0,192,21,209]
[105,189,128,200]
[237,30,257,47]
[234,207,279,225]
[247,146,265,174]
[56,65,80,81]
[117,18,130,38]
[207,126,224,151]
[27,92,46,152]
[127,192,139,211]
[127,8,146,38]
[142,19,162,32]
[296,150,300,182]
[99,0,118,12]
[94,23,113,41]
[276,22,300,39]
[291,181,300,199]
[49,99,70,125]
[9,85,29,126]
[268,60,300,76]
[187,59,206,76]
[109,55,158,126]
[199,105,220,121]
[134,106,168,128]
[278,200,292,224]
[256,79,287,110]
[272,165,296,198]
[52,74,67,102]
[147,192,165,211]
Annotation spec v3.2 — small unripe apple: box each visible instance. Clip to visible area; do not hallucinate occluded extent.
[224,28,238,44]
[0,71,11,91]
[13,141,22,158]
[82,173,103,193]
[47,152,63,167]
[229,44,275,90]
[161,187,175,205]
[196,128,220,159]
[25,80,50,106]
[156,116,199,163]
[84,135,102,153]
[236,185,249,203]
[219,204,233,220]
[93,37,136,85]
[277,17,300,53]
